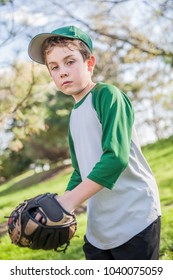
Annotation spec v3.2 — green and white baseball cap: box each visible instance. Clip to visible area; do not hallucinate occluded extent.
[28,25,93,64]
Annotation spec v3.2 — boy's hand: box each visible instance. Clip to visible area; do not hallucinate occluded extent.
[55,191,75,213]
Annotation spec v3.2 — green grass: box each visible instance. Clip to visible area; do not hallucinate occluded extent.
[0,166,86,260]
[142,136,173,260]
[0,214,86,260]
[0,136,173,260]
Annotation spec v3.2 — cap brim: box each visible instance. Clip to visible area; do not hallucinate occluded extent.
[28,29,92,64]
[28,33,70,65]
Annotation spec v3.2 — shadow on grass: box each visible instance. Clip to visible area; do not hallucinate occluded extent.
[0,165,70,197]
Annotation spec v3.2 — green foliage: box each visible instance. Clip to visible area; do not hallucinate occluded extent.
[0,0,9,5]
[0,149,32,179]
[0,62,74,179]
[27,91,74,161]
[0,136,173,259]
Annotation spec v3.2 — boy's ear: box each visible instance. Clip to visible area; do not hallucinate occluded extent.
[87,55,96,73]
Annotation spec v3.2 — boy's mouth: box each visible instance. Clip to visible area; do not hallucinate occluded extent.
[62,81,72,86]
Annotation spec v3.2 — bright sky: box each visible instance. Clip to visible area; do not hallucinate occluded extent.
[0,0,91,67]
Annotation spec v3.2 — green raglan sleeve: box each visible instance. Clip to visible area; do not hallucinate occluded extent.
[66,127,82,191]
[87,83,134,189]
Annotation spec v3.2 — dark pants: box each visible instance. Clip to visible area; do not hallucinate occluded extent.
[83,217,161,260]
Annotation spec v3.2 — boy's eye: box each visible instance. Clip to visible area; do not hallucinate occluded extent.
[67,60,75,65]
[52,66,59,70]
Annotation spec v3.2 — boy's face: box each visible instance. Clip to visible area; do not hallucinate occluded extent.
[46,45,96,102]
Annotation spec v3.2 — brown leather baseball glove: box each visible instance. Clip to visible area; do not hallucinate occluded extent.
[7,193,77,252]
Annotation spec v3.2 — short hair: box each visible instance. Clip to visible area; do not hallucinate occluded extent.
[42,36,92,64]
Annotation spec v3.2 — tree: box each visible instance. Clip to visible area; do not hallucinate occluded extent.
[87,0,173,142]
[26,90,74,162]
[0,61,73,179]
[1,0,173,179]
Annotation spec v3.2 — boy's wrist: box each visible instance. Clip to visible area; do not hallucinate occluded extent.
[55,178,103,214]
[55,193,75,213]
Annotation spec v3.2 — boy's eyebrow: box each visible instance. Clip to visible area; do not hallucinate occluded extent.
[48,54,76,66]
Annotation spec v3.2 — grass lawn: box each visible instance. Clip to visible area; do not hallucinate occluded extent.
[142,137,173,260]
[0,166,87,260]
[0,136,173,260]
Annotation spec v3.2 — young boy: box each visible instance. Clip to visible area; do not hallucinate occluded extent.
[28,25,161,260]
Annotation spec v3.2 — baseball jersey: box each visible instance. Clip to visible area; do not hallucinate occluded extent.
[66,82,161,250]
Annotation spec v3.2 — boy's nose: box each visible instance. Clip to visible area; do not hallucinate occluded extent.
[60,72,69,78]
[60,68,69,78]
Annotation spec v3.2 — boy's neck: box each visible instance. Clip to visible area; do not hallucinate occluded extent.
[72,81,96,103]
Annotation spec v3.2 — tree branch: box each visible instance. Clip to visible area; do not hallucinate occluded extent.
[52,1,173,58]
[11,63,36,114]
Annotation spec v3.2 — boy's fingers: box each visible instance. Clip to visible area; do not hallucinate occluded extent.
[35,213,46,224]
